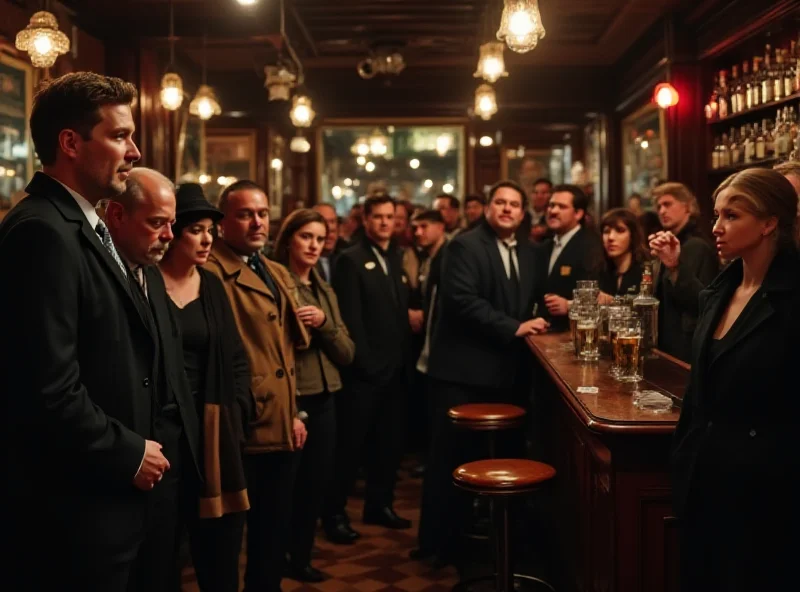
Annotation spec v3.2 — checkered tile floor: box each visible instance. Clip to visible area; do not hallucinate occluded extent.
[181,464,459,591]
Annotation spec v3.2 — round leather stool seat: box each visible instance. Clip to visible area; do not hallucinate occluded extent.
[453,459,556,495]
[447,403,526,431]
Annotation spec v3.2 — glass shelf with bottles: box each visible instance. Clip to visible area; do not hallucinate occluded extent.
[705,39,800,126]
[710,105,798,173]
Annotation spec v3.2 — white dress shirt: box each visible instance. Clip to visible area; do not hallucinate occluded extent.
[548,224,581,275]
[370,246,389,275]
[55,178,100,230]
[496,236,519,280]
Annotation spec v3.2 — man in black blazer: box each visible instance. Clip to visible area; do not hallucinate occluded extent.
[105,167,201,592]
[414,181,549,563]
[313,202,347,282]
[323,193,413,543]
[0,73,170,591]
[539,184,605,332]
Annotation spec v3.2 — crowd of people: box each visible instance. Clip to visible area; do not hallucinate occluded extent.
[1,71,799,592]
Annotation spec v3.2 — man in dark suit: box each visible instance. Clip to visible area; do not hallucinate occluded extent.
[323,193,412,543]
[313,202,347,282]
[539,184,605,332]
[0,73,170,591]
[414,181,549,563]
[105,167,201,592]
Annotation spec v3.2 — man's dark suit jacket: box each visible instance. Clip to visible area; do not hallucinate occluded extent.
[427,220,544,390]
[538,225,605,332]
[0,173,195,586]
[332,238,410,386]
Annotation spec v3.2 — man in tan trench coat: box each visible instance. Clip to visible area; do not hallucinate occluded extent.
[205,179,310,592]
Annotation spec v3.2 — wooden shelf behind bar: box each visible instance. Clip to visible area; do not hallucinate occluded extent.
[708,91,800,127]
[709,156,780,175]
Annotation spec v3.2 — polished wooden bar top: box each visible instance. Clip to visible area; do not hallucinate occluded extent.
[527,333,689,435]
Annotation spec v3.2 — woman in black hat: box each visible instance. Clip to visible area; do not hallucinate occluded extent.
[159,182,252,592]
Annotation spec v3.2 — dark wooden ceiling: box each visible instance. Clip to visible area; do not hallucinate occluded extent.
[54,0,710,119]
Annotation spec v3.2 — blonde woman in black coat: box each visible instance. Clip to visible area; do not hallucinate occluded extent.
[670,168,800,591]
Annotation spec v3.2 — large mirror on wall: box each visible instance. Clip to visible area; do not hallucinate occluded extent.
[622,104,667,209]
[500,146,571,192]
[176,109,206,184]
[0,53,35,223]
[318,123,465,215]
[204,130,257,205]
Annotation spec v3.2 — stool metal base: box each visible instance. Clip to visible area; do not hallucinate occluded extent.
[453,573,556,592]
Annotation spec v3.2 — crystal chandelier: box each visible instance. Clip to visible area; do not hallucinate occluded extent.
[160,0,183,111]
[160,72,184,111]
[15,11,70,68]
[289,94,315,127]
[473,42,508,84]
[496,0,546,54]
[474,84,498,121]
[265,65,297,101]
[190,85,222,120]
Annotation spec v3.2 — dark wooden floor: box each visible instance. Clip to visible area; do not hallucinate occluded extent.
[181,463,459,592]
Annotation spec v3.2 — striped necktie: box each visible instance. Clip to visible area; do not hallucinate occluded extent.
[95,220,128,278]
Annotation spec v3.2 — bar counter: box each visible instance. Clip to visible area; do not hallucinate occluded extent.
[527,333,686,592]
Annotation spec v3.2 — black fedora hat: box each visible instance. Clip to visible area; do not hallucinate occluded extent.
[174,183,223,223]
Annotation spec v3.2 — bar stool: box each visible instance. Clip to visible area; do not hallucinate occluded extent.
[452,459,557,592]
[447,403,526,458]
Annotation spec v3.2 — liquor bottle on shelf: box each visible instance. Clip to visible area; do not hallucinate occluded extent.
[773,47,785,102]
[730,65,743,114]
[719,133,731,167]
[782,49,794,99]
[706,74,720,121]
[755,123,766,160]
[718,70,730,119]
[711,136,721,169]
[743,124,755,164]
[762,45,774,104]
[788,107,798,146]
[729,127,742,166]
[764,118,776,158]
[795,35,800,93]
[751,57,763,107]
[742,60,753,110]
[632,261,659,356]
[775,108,791,159]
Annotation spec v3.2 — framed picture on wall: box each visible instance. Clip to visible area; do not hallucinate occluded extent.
[0,52,34,222]
[622,103,667,208]
[501,147,567,193]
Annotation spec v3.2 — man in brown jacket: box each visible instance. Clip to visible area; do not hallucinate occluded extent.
[205,180,310,592]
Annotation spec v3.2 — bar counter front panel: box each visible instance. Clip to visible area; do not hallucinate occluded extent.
[528,333,687,592]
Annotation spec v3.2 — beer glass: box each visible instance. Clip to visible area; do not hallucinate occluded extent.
[608,307,631,376]
[569,302,582,356]
[577,305,601,362]
[616,316,643,382]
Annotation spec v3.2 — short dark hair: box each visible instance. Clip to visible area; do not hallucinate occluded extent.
[30,72,138,166]
[487,180,528,209]
[363,193,395,216]
[464,193,486,207]
[533,178,553,189]
[434,194,460,209]
[218,180,267,214]
[273,208,328,266]
[412,209,444,224]
[552,184,589,220]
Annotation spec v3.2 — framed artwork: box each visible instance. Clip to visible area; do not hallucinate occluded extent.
[622,103,667,208]
[176,109,205,182]
[267,130,287,219]
[204,130,256,205]
[0,52,34,222]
